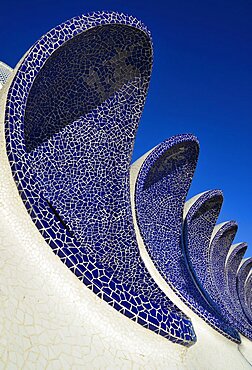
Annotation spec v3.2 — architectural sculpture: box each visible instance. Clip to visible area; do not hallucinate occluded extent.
[0,11,251,369]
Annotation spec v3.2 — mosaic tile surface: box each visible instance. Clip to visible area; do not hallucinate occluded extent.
[0,61,12,89]
[237,258,252,323]
[225,243,247,302]
[245,272,252,322]
[224,243,252,337]
[183,190,223,291]
[205,221,238,312]
[4,12,196,346]
[207,223,252,339]
[3,10,251,347]
[184,195,251,339]
[134,136,240,343]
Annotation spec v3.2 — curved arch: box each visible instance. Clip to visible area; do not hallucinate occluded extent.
[237,258,252,324]
[207,221,237,305]
[183,191,252,341]
[133,135,240,343]
[4,12,196,345]
[183,190,223,290]
[223,243,252,338]
[245,271,252,322]
[225,243,247,299]
[207,223,252,339]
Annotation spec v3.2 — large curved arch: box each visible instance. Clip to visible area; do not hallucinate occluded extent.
[133,135,240,343]
[4,12,196,346]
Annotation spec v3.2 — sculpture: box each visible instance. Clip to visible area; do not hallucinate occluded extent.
[0,11,251,369]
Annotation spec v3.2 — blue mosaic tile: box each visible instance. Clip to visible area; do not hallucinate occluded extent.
[183,190,223,290]
[183,192,252,339]
[183,191,240,341]
[4,11,196,346]
[237,258,252,324]
[224,243,252,336]
[134,135,240,343]
[206,223,252,339]
[203,221,237,311]
[225,243,247,302]
[245,272,252,323]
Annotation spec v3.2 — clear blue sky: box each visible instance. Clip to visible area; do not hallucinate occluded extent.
[1,0,251,256]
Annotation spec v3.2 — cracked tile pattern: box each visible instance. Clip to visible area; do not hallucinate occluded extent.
[226,243,247,304]
[4,11,196,345]
[134,135,240,343]
[205,222,238,315]
[224,243,252,338]
[207,223,252,340]
[183,190,223,290]
[1,11,251,368]
[183,192,240,341]
[237,259,252,323]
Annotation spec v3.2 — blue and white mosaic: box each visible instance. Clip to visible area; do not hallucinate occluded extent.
[237,258,252,323]
[134,136,240,342]
[4,12,196,346]
[207,223,252,339]
[245,272,252,322]
[225,243,247,303]
[3,10,251,346]
[203,222,238,314]
[183,190,223,290]
[224,243,252,338]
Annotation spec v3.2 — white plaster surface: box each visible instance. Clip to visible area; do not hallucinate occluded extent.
[0,71,251,368]
[240,335,252,365]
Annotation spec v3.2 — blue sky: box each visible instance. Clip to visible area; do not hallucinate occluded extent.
[1,0,251,256]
